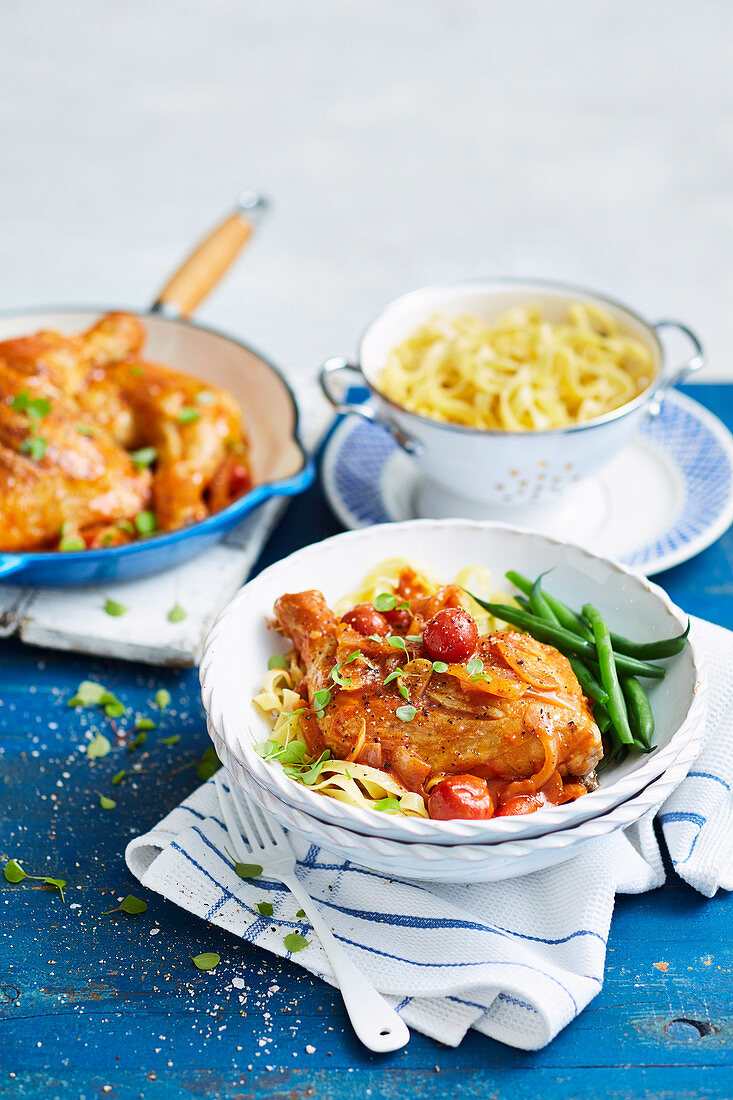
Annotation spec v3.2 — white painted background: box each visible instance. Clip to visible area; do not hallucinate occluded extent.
[2,0,732,399]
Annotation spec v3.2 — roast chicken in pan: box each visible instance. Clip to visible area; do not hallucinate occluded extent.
[0,312,251,551]
[275,575,603,819]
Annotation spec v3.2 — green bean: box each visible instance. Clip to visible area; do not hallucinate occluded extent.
[593,702,613,734]
[529,571,560,624]
[582,604,633,746]
[569,658,608,704]
[505,571,593,641]
[609,622,690,661]
[467,595,666,679]
[622,676,655,750]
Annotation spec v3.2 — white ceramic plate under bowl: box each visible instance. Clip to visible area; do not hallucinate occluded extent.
[321,390,733,576]
[200,520,706,847]
[212,721,701,883]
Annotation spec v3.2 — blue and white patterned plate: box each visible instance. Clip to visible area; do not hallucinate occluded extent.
[321,391,733,576]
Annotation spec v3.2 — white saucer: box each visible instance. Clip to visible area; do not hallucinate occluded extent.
[321,391,733,575]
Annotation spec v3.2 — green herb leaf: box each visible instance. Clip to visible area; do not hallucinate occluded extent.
[155,689,171,711]
[196,745,220,781]
[12,393,51,418]
[405,634,423,643]
[112,770,127,786]
[159,735,180,746]
[374,592,398,611]
[296,908,306,919]
[382,669,402,686]
[256,902,274,916]
[283,933,309,953]
[87,732,112,759]
[177,407,200,424]
[195,390,216,405]
[104,894,147,915]
[398,681,410,702]
[368,633,385,643]
[234,863,263,879]
[104,598,128,617]
[253,739,281,759]
[134,510,157,536]
[387,635,407,652]
[69,680,107,707]
[76,424,94,436]
[329,661,353,689]
[130,446,157,469]
[313,688,332,718]
[104,700,125,718]
[299,749,332,786]
[43,877,66,901]
[135,717,156,731]
[397,600,410,610]
[267,654,288,670]
[167,602,187,623]
[396,704,417,723]
[432,661,448,673]
[127,731,147,751]
[191,952,220,970]
[374,797,401,813]
[465,657,483,677]
[99,793,116,810]
[60,534,85,551]
[21,436,47,460]
[117,519,135,534]
[4,859,27,883]
[278,740,308,765]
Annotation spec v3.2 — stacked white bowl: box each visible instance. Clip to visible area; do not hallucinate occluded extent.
[200,521,707,883]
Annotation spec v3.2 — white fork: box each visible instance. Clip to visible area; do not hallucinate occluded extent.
[214,772,410,1053]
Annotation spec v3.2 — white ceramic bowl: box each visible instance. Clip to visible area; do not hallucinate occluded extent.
[200,520,706,847]
[212,719,701,883]
[319,279,703,513]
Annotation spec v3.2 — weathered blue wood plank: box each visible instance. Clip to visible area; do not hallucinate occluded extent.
[1,384,731,1099]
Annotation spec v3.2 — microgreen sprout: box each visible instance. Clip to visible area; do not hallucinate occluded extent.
[196,746,220,781]
[104,599,128,617]
[87,732,112,759]
[396,704,417,722]
[256,902,274,916]
[167,602,187,623]
[99,794,116,810]
[374,797,401,813]
[267,654,288,671]
[191,952,220,970]
[155,689,171,711]
[432,661,448,673]
[4,859,66,901]
[313,688,332,718]
[374,592,398,611]
[283,933,309,953]
[104,895,147,915]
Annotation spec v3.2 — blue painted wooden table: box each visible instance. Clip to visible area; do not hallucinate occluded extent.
[2,385,732,1100]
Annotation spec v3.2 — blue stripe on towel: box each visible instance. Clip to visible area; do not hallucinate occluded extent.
[658,810,707,866]
[171,832,589,1014]
[687,770,730,792]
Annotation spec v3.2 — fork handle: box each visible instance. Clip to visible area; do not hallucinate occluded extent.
[282,874,410,1053]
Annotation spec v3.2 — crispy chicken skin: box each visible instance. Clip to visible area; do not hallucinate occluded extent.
[274,588,602,791]
[0,312,251,549]
[0,367,151,550]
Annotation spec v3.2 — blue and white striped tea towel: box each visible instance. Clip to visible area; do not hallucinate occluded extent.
[126,617,732,1050]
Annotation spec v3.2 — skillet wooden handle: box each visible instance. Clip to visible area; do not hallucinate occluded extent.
[152,193,268,318]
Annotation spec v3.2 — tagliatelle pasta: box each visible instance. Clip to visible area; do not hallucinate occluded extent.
[377,303,655,431]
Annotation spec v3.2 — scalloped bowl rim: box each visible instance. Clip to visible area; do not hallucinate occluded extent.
[200,519,707,846]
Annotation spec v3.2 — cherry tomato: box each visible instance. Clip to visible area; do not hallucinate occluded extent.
[228,462,251,500]
[423,607,478,663]
[427,775,494,820]
[382,606,411,631]
[341,603,389,637]
[495,792,546,816]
